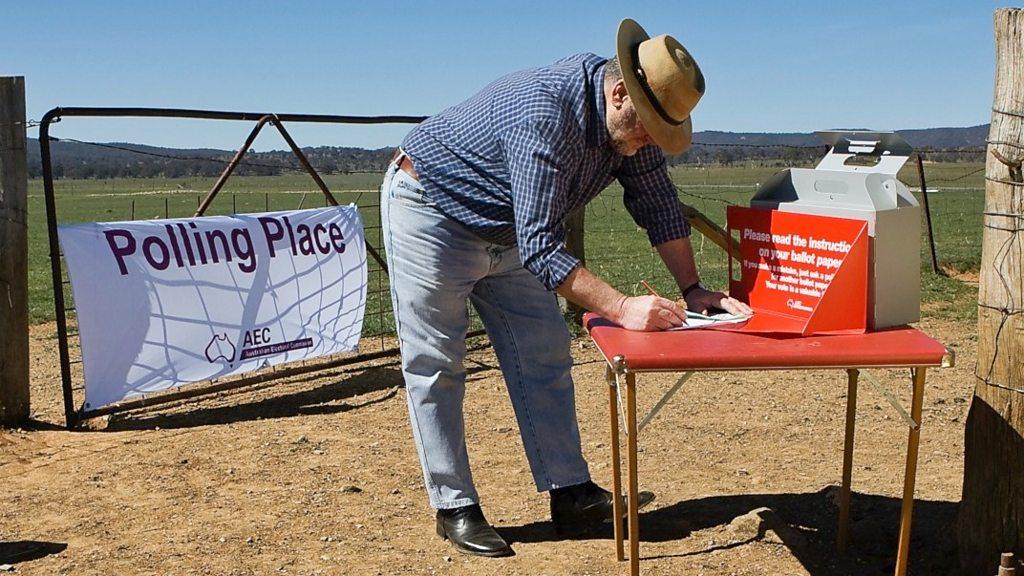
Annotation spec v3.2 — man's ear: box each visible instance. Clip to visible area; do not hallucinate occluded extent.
[610,80,629,109]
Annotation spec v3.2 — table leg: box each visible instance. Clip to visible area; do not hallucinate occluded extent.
[625,372,640,576]
[894,367,925,576]
[838,368,859,552]
[608,367,624,561]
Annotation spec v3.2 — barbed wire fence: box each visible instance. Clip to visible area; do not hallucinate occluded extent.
[28,125,990,355]
[586,141,989,302]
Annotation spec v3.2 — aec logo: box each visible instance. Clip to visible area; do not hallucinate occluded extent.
[205,333,236,366]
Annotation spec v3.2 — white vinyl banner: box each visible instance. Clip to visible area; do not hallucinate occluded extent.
[58,206,367,410]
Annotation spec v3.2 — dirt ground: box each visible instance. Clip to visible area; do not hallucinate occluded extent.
[1,317,976,575]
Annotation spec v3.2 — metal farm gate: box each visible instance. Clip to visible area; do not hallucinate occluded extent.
[38,107,488,428]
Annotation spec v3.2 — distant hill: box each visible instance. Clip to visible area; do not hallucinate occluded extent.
[25,138,397,180]
[889,124,989,149]
[687,124,988,149]
[26,124,988,179]
[673,125,988,165]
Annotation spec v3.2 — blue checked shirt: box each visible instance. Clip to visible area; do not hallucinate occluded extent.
[402,53,691,291]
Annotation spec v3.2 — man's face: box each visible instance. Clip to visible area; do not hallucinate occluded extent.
[606,80,656,156]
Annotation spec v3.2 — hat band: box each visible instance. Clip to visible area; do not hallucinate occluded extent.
[631,44,687,127]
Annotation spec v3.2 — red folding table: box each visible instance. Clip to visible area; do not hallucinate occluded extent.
[583,313,953,576]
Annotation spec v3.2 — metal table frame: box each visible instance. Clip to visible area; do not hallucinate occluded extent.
[600,353,952,576]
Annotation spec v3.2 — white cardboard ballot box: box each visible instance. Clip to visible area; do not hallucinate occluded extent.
[749,131,921,330]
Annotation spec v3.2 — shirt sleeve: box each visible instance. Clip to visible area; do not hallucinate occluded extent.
[501,120,583,291]
[616,145,691,246]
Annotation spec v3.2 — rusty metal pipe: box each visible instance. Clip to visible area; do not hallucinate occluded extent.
[195,115,274,217]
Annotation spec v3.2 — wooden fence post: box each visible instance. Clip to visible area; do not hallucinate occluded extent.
[958,9,1024,574]
[0,76,30,426]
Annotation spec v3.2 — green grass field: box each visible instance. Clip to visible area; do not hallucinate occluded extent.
[26,161,985,335]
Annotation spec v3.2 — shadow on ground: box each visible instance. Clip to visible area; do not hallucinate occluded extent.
[103,364,405,431]
[22,419,65,431]
[497,487,959,575]
[0,541,67,565]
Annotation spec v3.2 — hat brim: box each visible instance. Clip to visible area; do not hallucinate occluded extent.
[616,18,693,155]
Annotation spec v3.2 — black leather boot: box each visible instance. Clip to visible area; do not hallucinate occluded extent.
[550,480,655,536]
[436,504,514,557]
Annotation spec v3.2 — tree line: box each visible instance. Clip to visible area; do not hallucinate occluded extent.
[26,136,984,180]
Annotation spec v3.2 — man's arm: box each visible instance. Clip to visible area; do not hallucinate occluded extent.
[556,266,687,331]
[616,146,751,316]
[655,237,753,316]
[499,120,684,329]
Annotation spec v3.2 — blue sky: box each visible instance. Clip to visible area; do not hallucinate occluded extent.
[3,1,1003,151]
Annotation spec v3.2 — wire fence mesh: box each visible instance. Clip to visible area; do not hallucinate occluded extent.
[36,154,989,326]
[34,133,989,414]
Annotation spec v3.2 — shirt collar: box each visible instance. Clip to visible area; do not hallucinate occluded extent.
[587,60,610,149]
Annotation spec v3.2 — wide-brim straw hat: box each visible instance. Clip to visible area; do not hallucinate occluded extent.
[616,18,704,155]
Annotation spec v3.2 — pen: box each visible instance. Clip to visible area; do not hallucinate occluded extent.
[640,280,662,298]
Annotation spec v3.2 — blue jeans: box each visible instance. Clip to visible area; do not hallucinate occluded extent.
[380,160,591,509]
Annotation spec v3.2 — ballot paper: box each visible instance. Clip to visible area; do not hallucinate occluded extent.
[668,310,752,331]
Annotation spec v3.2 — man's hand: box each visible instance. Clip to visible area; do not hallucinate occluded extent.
[614,295,688,331]
[655,238,752,317]
[685,287,753,316]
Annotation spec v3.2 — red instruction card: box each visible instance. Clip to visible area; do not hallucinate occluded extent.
[725,206,869,336]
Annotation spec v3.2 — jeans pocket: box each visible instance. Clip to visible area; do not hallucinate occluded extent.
[390,172,433,208]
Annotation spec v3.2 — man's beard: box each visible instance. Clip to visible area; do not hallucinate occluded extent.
[608,109,641,156]
[610,137,634,156]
